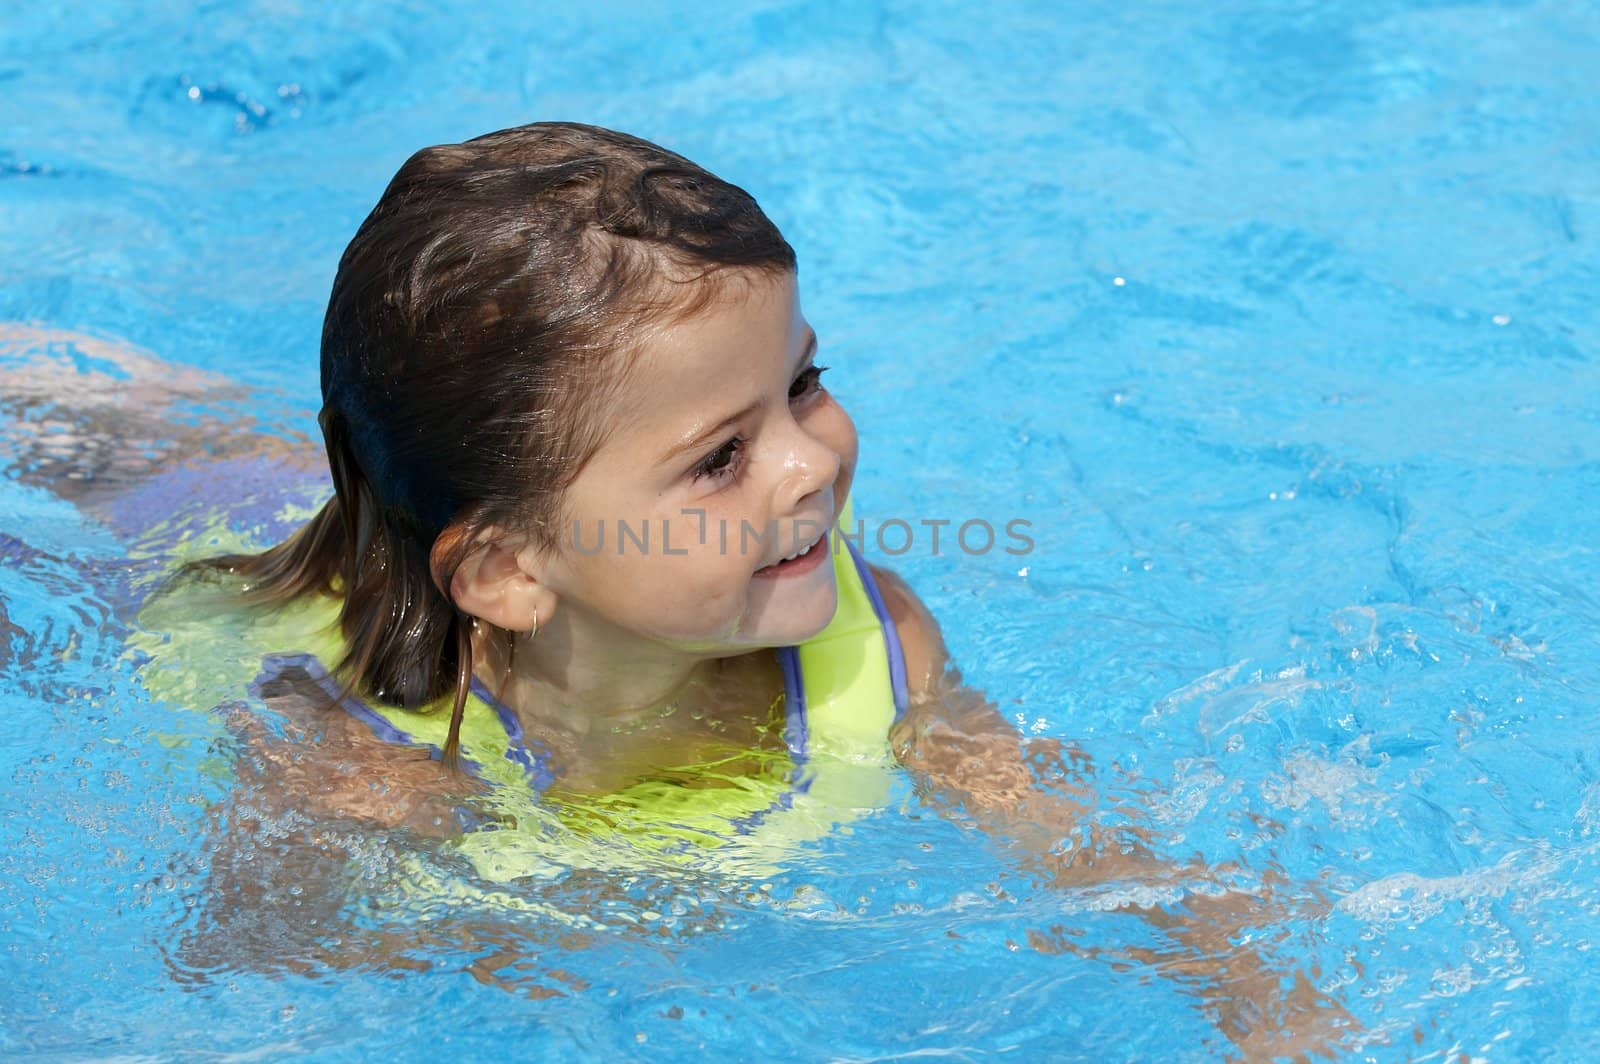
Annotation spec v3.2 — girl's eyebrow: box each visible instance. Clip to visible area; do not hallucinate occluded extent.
[656,330,818,467]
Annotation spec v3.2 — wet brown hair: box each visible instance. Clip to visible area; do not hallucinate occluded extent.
[201,122,796,761]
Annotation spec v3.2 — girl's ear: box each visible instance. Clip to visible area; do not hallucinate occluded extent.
[431,525,558,633]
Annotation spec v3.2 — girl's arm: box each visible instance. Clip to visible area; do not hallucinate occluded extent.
[870,564,1355,1059]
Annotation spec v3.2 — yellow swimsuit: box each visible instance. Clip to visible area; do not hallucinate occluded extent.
[137,500,908,885]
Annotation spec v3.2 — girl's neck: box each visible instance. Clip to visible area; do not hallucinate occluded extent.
[469,610,787,796]
[470,614,724,742]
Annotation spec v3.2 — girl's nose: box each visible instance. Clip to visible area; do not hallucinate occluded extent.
[776,424,840,514]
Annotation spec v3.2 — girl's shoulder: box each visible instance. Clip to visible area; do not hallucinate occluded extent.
[231,666,478,835]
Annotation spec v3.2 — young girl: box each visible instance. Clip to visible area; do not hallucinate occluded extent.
[165,121,947,870]
[38,122,1349,1054]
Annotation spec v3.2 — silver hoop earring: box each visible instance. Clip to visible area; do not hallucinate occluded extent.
[526,606,539,641]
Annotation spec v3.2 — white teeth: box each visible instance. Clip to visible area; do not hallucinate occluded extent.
[779,536,817,564]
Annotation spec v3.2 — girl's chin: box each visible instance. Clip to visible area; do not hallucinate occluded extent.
[645,568,839,652]
[738,575,840,647]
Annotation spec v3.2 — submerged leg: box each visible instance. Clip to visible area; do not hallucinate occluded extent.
[0,323,323,541]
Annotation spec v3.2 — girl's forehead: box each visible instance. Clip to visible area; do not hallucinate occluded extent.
[606,272,803,419]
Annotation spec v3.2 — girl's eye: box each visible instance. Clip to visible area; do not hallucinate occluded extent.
[693,436,744,482]
[788,364,829,402]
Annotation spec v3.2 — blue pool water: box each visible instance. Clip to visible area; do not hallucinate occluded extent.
[4,0,1599,1058]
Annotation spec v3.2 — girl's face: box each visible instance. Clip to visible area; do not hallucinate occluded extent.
[535,270,857,655]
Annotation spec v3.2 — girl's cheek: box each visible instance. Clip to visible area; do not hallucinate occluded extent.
[818,400,859,509]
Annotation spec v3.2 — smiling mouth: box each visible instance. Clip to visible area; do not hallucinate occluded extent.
[754,530,829,578]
